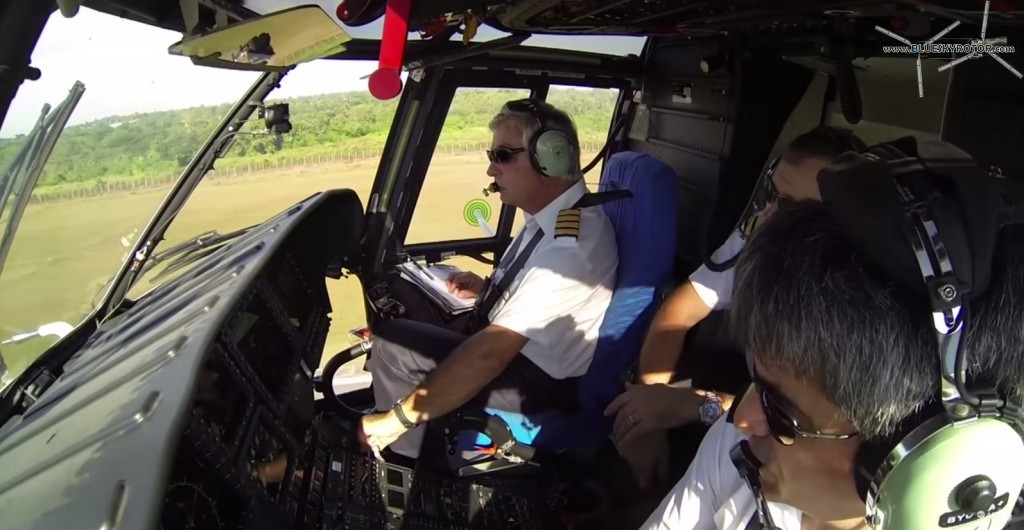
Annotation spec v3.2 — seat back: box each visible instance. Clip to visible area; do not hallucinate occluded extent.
[471,151,679,452]
[576,150,680,416]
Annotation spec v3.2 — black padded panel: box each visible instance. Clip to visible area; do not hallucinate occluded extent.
[626,37,815,277]
[942,53,1024,228]
[626,37,730,277]
[942,53,1024,177]
[708,54,815,257]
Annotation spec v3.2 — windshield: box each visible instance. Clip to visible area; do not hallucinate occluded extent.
[122,58,395,362]
[0,8,260,384]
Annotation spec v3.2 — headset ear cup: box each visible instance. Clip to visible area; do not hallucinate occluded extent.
[855,438,894,503]
[533,129,573,178]
[526,128,546,176]
[854,401,941,502]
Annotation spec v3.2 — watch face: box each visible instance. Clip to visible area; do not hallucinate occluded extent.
[701,399,723,425]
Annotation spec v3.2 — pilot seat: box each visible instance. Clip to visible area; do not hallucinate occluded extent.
[441,150,680,477]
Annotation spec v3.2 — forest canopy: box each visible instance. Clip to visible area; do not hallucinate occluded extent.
[0,87,619,188]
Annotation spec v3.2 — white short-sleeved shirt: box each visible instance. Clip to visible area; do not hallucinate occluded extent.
[641,417,804,530]
[487,178,618,380]
[688,229,747,311]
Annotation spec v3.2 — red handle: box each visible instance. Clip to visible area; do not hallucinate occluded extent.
[368,0,411,100]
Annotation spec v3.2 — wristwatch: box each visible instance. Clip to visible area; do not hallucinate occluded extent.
[699,391,724,426]
[391,401,417,429]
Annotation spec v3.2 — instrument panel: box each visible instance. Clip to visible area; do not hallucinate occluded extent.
[0,189,561,530]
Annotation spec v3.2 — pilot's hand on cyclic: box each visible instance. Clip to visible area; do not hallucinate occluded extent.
[446,271,484,299]
[604,383,702,447]
[360,411,410,460]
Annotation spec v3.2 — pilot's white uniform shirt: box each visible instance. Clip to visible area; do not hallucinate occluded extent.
[486,178,618,380]
[688,229,746,310]
[641,417,804,530]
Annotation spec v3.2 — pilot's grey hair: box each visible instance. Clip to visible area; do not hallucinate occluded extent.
[731,201,1024,439]
[489,100,582,181]
[966,222,1024,408]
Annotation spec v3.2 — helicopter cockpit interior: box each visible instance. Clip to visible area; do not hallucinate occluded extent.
[1,1,1023,529]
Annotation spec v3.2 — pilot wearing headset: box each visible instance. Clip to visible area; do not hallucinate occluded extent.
[642,138,1024,530]
[360,99,619,461]
[607,126,866,488]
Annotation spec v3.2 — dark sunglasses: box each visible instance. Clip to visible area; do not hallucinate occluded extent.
[753,157,789,211]
[767,186,794,209]
[486,147,525,164]
[759,158,795,209]
[746,357,858,446]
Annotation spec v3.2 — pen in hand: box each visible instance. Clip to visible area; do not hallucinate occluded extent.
[408,256,437,280]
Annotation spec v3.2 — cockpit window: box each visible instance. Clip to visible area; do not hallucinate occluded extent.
[403,85,621,280]
[0,7,258,382]
[123,58,394,366]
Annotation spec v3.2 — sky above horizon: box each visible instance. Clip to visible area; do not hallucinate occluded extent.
[0,6,645,138]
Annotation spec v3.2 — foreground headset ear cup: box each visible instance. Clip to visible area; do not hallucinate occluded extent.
[865,417,1024,530]
[532,128,573,178]
[855,400,942,502]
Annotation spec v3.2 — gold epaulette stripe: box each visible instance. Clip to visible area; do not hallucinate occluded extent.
[742,210,763,238]
[554,208,581,239]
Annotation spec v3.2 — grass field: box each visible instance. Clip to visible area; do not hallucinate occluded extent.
[0,153,602,379]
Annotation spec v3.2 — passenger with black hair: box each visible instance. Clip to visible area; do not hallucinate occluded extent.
[641,139,1024,529]
[606,125,866,489]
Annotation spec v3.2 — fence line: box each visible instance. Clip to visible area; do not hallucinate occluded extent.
[31,141,604,205]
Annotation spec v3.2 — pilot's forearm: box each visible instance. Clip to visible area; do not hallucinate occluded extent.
[638,282,712,384]
[638,328,690,385]
[397,326,522,424]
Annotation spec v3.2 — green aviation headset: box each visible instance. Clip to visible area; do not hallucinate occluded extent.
[504,99,576,179]
[733,136,1024,530]
[822,138,1024,530]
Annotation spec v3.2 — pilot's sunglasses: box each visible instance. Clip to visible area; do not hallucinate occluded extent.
[487,147,526,164]
[746,357,858,446]
[758,157,791,210]
[767,186,794,209]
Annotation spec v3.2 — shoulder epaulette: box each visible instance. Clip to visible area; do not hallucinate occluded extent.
[554,208,581,240]
[741,210,763,239]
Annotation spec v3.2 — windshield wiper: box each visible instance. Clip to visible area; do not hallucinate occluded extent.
[137,225,254,283]
[0,81,85,279]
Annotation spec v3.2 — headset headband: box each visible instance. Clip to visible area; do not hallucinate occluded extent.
[821,137,1005,415]
[506,98,547,128]
[503,98,575,178]
[818,136,999,318]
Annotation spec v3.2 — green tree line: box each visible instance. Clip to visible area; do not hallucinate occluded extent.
[0,87,619,188]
